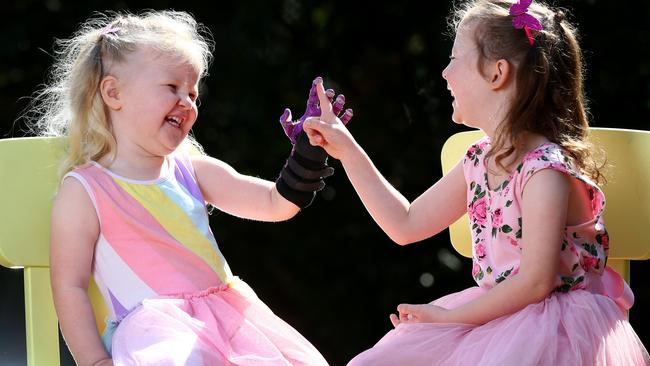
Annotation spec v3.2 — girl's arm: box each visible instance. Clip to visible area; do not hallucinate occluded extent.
[191,155,300,222]
[50,178,113,366]
[340,141,467,245]
[302,82,467,245]
[394,168,568,325]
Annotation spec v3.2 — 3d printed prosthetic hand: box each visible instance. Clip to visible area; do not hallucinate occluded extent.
[276,77,353,207]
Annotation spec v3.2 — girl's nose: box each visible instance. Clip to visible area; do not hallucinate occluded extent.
[441,65,449,80]
[178,94,193,108]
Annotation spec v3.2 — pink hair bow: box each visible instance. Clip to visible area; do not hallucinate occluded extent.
[101,25,120,36]
[509,0,543,45]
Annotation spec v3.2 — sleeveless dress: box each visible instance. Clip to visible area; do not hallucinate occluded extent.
[348,137,649,366]
[66,152,328,366]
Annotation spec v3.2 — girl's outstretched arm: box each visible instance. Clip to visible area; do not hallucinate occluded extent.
[302,83,467,245]
[51,178,113,366]
[393,169,568,326]
[192,155,300,222]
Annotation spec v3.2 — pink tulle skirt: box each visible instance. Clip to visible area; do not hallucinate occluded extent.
[348,287,649,366]
[110,279,328,366]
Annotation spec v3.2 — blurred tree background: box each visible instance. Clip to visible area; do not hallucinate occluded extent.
[1,0,648,364]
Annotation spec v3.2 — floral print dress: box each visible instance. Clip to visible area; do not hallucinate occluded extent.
[348,137,648,366]
[465,137,610,295]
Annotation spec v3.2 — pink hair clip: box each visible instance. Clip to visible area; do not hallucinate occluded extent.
[101,25,120,36]
[509,0,543,45]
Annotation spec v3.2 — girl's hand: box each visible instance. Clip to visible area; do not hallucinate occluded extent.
[389,303,450,327]
[302,80,355,160]
[279,77,353,144]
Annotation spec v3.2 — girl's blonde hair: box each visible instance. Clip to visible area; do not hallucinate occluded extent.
[26,10,212,177]
[450,0,604,183]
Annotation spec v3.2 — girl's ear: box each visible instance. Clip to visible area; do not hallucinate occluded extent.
[489,59,512,90]
[100,76,122,110]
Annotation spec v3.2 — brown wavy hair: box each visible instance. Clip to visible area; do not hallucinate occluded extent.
[450,0,604,183]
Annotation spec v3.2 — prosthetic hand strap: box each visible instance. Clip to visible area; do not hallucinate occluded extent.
[276,132,334,208]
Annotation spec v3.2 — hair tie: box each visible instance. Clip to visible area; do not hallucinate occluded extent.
[100,24,120,36]
[509,0,543,45]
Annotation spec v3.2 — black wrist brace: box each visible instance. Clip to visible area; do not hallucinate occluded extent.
[276,131,334,208]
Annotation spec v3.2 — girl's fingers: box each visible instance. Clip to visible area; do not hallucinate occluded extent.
[311,134,323,146]
[303,117,333,133]
[397,304,412,314]
[303,117,321,132]
[303,118,325,146]
[315,80,333,114]
[304,131,322,147]
[389,313,400,327]
[397,304,417,322]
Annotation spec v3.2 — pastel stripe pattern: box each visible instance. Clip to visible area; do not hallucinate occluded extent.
[66,154,233,320]
[66,153,330,365]
[114,180,231,282]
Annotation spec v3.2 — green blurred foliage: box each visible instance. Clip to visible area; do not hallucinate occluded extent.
[1,0,648,364]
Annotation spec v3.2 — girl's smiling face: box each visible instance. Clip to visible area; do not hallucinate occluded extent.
[441,22,496,130]
[108,46,200,157]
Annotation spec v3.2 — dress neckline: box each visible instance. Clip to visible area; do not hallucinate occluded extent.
[91,155,174,185]
[482,140,555,193]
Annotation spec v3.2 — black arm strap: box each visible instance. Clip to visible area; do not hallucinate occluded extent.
[275,131,334,208]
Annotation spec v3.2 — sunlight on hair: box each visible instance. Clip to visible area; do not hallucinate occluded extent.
[23,10,213,178]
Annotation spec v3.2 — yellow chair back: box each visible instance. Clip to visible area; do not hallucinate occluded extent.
[440,128,650,283]
[0,137,109,366]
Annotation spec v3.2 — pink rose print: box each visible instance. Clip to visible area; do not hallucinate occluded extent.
[492,208,503,227]
[472,262,481,277]
[475,243,486,260]
[581,255,598,271]
[466,145,477,158]
[528,150,545,160]
[600,233,609,251]
[469,197,488,226]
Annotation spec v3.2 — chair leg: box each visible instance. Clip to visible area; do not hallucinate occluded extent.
[24,267,60,366]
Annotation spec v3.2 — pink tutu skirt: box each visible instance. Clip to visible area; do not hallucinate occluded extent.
[348,286,649,366]
[110,279,328,366]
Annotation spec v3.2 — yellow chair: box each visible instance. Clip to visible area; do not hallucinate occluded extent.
[440,127,650,283]
[0,137,109,366]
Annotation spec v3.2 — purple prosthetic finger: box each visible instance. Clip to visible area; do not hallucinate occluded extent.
[332,94,346,116]
[325,89,335,104]
[305,77,321,117]
[299,77,325,122]
[340,108,354,125]
[279,108,300,143]
[281,77,325,143]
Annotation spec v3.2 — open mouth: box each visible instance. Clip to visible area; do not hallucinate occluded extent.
[165,115,183,128]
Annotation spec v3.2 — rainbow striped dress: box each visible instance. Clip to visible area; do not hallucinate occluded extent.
[66,152,327,365]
